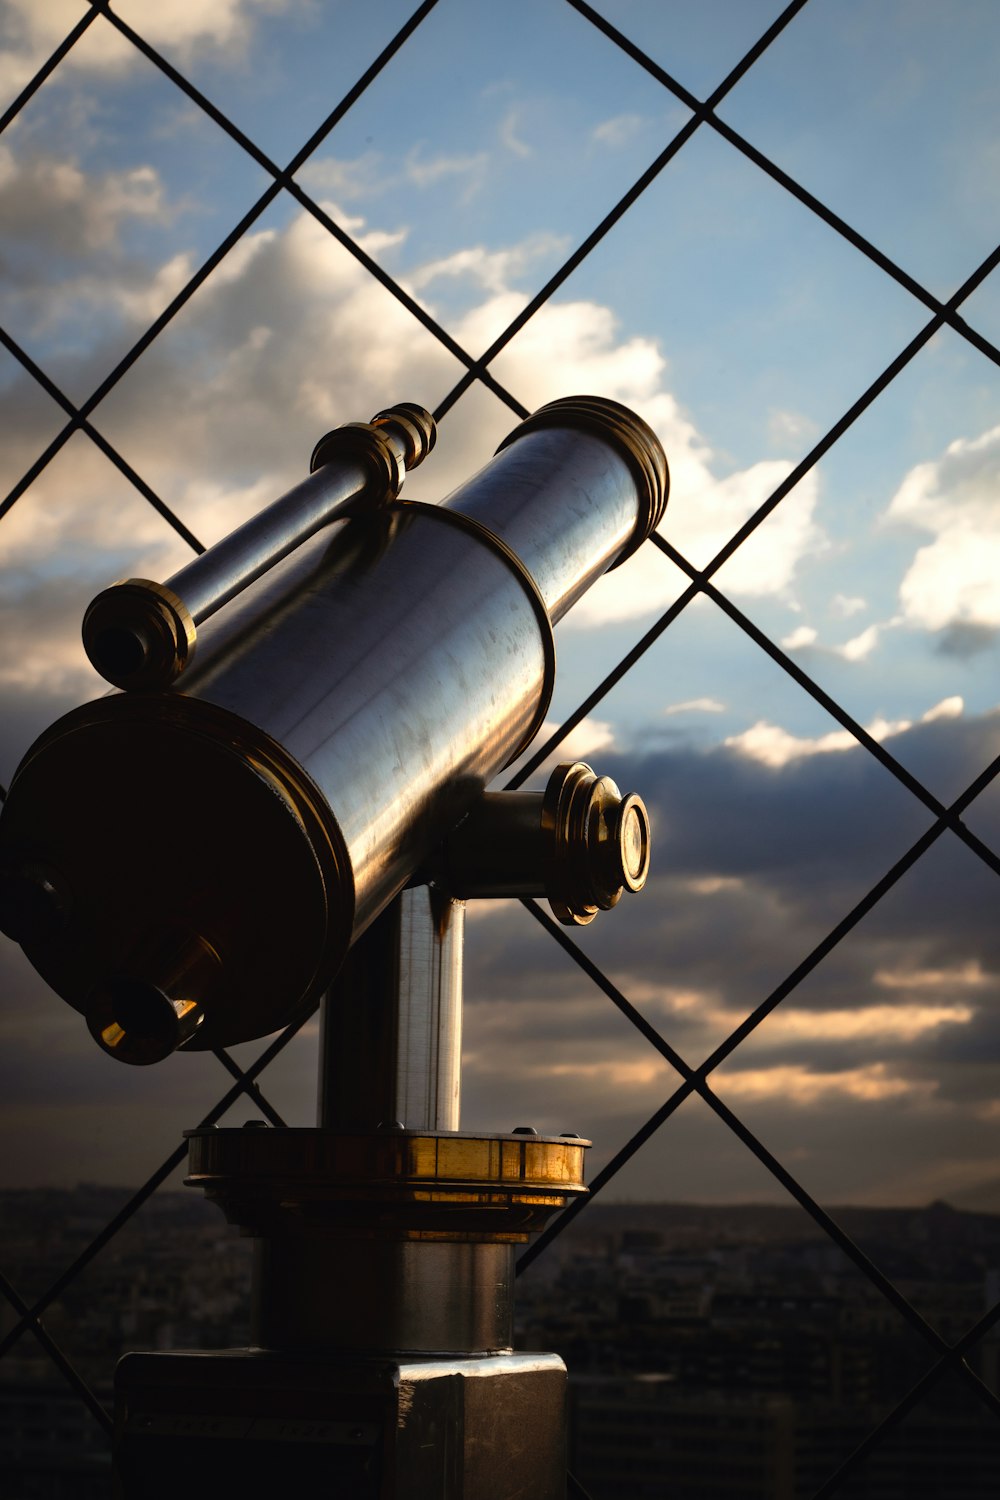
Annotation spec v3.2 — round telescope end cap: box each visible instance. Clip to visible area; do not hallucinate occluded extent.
[82,580,195,692]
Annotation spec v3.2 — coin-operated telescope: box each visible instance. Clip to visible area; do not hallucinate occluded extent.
[0,396,667,1499]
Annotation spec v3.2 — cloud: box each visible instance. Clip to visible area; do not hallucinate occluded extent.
[0,147,170,254]
[888,423,1000,634]
[502,716,617,790]
[834,621,882,661]
[663,698,725,716]
[740,1001,974,1043]
[725,716,903,768]
[716,1062,938,1105]
[499,105,532,159]
[489,313,823,624]
[724,696,964,769]
[0,148,836,759]
[298,147,491,205]
[767,407,819,448]
[0,0,296,97]
[591,113,645,148]
[404,147,490,192]
[874,958,987,992]
[832,593,867,619]
[921,694,963,723]
[452,704,1000,1201]
[781,624,817,650]
[407,234,570,299]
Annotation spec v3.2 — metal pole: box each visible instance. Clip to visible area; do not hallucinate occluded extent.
[318,884,465,1133]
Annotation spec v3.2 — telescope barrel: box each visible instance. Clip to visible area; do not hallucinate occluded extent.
[0,396,667,1061]
[444,395,667,621]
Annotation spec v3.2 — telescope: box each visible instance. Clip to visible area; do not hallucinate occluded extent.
[0,395,667,1498]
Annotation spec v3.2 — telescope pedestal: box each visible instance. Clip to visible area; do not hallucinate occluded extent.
[111,890,587,1498]
[114,1347,568,1499]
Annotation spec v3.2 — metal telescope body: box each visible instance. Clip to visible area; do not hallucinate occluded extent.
[0,396,664,1064]
[0,395,668,1499]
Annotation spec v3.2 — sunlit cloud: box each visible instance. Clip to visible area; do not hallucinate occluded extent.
[921,694,964,723]
[767,407,819,447]
[888,423,1000,632]
[0,0,297,95]
[781,624,817,650]
[757,1002,974,1042]
[723,716,894,767]
[874,958,987,992]
[407,234,570,297]
[716,1062,938,1104]
[723,697,964,767]
[623,979,974,1044]
[528,716,616,768]
[626,980,720,1015]
[535,1058,670,1089]
[834,622,882,661]
[681,876,746,896]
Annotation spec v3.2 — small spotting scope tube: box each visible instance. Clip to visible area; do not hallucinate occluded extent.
[81,403,436,691]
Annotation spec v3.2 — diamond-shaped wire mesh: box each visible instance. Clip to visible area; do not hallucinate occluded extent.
[2,1,999,1495]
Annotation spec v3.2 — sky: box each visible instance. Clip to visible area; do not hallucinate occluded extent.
[2,0,1000,1235]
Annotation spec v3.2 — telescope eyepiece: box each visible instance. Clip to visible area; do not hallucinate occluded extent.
[435,762,651,926]
[543,764,652,925]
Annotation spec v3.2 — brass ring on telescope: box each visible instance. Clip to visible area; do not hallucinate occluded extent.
[394,499,557,771]
[309,421,402,498]
[496,394,670,566]
[369,402,437,469]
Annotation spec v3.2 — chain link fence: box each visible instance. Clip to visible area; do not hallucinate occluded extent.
[1,1,999,1494]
